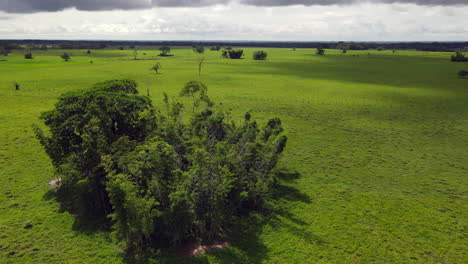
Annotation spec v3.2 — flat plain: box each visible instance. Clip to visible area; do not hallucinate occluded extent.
[0,47,467,263]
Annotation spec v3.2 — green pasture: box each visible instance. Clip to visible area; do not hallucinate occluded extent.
[0,47,467,263]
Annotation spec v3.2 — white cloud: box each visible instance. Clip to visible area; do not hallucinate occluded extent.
[0,3,467,41]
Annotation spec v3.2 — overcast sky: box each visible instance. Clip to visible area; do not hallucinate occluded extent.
[0,0,467,41]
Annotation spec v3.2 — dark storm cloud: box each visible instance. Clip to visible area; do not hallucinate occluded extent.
[241,0,468,6]
[0,0,229,13]
[0,0,466,13]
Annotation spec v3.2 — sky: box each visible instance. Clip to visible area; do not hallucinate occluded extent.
[0,0,467,41]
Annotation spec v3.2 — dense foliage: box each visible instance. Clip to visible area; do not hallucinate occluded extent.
[451,51,468,62]
[222,49,244,59]
[253,51,268,60]
[35,79,287,256]
[24,52,33,59]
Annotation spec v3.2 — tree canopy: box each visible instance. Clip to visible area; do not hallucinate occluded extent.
[35,79,287,258]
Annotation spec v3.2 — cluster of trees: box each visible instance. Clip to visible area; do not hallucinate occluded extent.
[253,51,268,60]
[221,49,244,59]
[35,79,287,257]
[451,52,468,62]
[2,40,468,52]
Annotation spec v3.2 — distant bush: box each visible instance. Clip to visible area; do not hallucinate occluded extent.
[210,46,221,51]
[192,44,205,54]
[24,52,33,59]
[253,51,268,60]
[159,46,171,56]
[451,52,468,62]
[60,53,70,62]
[458,70,468,78]
[316,48,325,56]
[227,49,244,59]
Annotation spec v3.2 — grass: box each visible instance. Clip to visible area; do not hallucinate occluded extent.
[0,47,467,263]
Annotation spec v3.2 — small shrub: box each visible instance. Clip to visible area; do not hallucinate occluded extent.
[24,52,33,59]
[316,48,325,56]
[60,53,70,62]
[253,51,268,60]
[150,62,161,74]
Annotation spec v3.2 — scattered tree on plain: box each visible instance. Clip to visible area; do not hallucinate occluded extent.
[198,57,205,76]
[24,52,33,59]
[159,46,171,56]
[35,79,287,258]
[316,48,325,56]
[150,62,162,74]
[60,53,70,62]
[133,48,138,60]
[192,44,205,54]
[253,51,268,60]
[180,80,213,113]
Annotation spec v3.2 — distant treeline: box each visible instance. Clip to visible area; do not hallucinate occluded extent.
[1,39,468,52]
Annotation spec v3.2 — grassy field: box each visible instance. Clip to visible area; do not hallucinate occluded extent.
[0,47,467,264]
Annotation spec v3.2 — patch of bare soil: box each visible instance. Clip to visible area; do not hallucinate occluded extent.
[178,241,229,257]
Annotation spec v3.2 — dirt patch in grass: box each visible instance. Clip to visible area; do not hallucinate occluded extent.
[178,241,229,257]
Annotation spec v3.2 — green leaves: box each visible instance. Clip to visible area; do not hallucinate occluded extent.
[36,79,287,254]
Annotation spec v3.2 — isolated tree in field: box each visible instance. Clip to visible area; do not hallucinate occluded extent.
[159,46,171,56]
[24,52,33,59]
[253,51,268,60]
[342,49,347,54]
[180,80,213,113]
[133,48,138,60]
[198,57,205,76]
[60,53,70,62]
[192,44,205,54]
[150,62,161,74]
[316,48,325,56]
[14,82,20,90]
[87,49,91,55]
[458,70,468,78]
